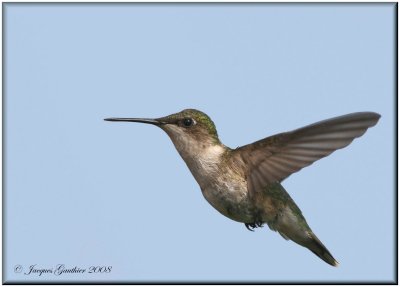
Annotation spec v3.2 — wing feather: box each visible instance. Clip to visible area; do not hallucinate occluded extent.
[231,112,380,197]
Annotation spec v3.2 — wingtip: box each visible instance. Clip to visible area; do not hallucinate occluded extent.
[369,112,381,120]
[370,112,381,126]
[358,111,381,127]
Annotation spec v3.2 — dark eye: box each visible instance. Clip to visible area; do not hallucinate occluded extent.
[183,118,194,127]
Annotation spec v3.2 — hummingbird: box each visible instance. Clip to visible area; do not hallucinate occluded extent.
[105,109,380,266]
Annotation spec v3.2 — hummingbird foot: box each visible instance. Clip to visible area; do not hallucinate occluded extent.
[244,221,264,231]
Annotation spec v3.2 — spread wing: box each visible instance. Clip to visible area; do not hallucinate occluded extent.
[231,112,380,197]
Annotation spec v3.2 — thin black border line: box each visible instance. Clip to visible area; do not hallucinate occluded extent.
[3,1,7,286]
[394,1,398,285]
[2,2,398,285]
[0,2,398,4]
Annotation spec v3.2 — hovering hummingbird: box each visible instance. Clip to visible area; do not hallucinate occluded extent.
[105,109,380,266]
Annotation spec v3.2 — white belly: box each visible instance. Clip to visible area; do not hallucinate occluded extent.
[175,142,255,223]
[200,176,255,223]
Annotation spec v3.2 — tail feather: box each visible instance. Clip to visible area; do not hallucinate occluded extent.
[277,226,339,266]
[266,183,339,266]
[307,232,339,267]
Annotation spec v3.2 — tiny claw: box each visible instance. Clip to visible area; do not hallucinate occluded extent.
[245,222,264,231]
[245,223,254,231]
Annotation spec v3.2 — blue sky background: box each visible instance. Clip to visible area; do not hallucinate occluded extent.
[4,3,395,283]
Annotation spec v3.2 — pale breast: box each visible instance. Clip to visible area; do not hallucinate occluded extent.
[175,142,255,223]
[195,157,254,223]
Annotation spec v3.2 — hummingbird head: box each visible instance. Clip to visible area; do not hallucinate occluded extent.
[157,109,219,143]
[105,109,221,156]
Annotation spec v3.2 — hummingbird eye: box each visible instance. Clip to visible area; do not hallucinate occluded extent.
[182,118,194,127]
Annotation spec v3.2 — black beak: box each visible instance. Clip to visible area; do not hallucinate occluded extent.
[104,118,165,125]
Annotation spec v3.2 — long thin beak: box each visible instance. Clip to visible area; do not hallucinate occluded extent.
[104,118,165,125]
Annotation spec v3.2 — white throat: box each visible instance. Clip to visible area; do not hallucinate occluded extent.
[162,124,226,188]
